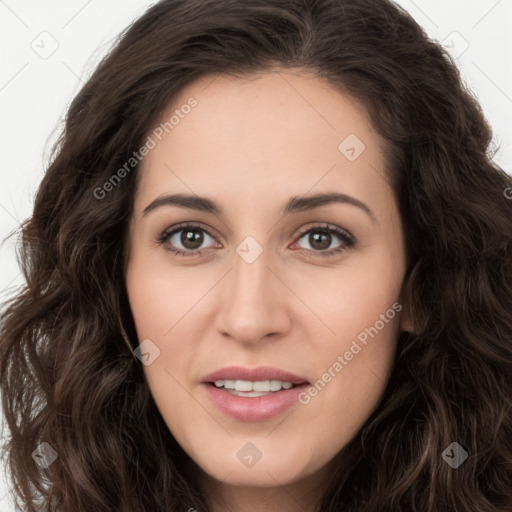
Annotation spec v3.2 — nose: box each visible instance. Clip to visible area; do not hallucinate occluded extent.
[214,245,291,345]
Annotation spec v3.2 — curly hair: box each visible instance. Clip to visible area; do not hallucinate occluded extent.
[1,0,511,510]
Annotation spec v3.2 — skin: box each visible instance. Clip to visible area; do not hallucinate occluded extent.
[125,68,413,512]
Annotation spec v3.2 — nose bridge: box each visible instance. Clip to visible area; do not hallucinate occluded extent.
[229,237,272,312]
[215,236,289,342]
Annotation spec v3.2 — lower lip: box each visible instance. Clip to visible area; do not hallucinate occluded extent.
[203,383,309,422]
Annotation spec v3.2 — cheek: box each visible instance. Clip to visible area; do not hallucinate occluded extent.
[126,268,204,406]
[291,254,403,441]
[125,255,214,433]
[126,252,213,339]
[285,244,404,344]
[295,312,400,461]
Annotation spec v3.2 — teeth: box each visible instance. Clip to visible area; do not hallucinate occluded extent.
[213,379,295,392]
[236,380,253,392]
[223,380,236,390]
[253,381,271,392]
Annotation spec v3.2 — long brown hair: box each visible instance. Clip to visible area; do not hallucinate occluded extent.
[1,0,511,510]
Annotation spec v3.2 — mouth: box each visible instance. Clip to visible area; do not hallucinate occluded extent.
[201,366,310,421]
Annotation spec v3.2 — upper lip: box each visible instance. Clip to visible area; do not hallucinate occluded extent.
[202,366,309,385]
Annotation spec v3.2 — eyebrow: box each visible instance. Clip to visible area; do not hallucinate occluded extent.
[143,192,376,222]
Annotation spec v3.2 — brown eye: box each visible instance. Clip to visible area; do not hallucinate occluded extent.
[158,223,218,256]
[180,228,204,250]
[306,231,332,251]
[294,224,355,257]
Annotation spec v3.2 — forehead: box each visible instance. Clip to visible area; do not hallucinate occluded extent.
[135,69,391,214]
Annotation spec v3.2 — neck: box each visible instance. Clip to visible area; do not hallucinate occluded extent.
[197,452,346,512]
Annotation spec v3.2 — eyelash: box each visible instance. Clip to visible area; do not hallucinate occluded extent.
[157,222,355,258]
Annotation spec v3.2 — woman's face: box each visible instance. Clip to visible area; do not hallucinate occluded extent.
[125,69,411,497]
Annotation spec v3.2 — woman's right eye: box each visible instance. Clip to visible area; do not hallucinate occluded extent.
[158,223,219,256]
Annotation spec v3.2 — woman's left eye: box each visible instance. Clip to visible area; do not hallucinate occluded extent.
[157,222,355,257]
[293,224,355,256]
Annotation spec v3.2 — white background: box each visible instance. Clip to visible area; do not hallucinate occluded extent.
[0,0,511,508]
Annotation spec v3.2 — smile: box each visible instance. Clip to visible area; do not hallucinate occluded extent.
[201,366,310,421]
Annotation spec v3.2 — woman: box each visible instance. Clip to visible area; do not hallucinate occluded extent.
[1,0,511,510]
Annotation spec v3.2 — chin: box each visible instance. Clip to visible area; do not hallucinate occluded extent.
[190,441,319,488]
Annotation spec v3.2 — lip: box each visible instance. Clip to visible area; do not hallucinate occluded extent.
[201,366,310,422]
[201,366,309,385]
